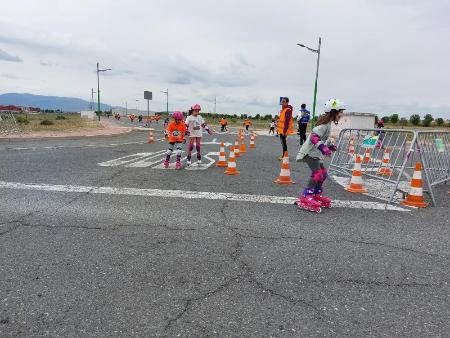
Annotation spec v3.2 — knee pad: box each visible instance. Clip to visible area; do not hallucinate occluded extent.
[311,169,322,183]
[195,143,201,152]
[188,143,194,152]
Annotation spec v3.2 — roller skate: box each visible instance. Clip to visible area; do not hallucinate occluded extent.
[186,156,192,166]
[196,159,202,166]
[163,159,170,168]
[313,189,332,208]
[294,189,322,213]
[175,159,182,170]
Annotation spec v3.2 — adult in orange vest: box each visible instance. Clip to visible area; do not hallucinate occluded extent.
[277,97,294,160]
[243,118,252,132]
[220,117,228,132]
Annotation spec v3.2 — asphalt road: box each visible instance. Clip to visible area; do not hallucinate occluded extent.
[1,124,449,337]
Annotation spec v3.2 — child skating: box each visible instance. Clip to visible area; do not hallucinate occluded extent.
[184,104,212,166]
[164,111,186,169]
[295,99,345,212]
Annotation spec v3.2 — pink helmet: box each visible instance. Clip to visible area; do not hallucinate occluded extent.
[191,104,201,111]
[172,111,184,120]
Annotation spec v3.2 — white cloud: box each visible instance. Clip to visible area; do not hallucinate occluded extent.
[0,48,22,62]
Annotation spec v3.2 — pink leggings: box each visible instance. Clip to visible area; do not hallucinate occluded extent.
[187,137,202,160]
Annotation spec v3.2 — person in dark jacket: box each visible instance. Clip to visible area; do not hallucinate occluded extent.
[297,103,310,145]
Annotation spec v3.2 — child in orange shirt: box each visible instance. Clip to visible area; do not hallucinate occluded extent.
[164,111,186,169]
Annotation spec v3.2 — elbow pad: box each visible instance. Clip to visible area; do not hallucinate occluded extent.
[310,133,322,145]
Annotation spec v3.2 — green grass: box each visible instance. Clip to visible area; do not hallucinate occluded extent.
[16,113,103,132]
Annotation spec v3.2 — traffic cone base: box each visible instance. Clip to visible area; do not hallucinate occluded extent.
[225,147,239,175]
[216,142,228,167]
[346,155,367,193]
[275,153,294,185]
[377,168,393,176]
[362,148,371,163]
[377,149,393,176]
[401,163,428,207]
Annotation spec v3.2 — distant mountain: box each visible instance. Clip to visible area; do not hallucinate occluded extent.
[0,93,114,112]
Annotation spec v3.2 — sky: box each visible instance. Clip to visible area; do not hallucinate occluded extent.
[1,0,449,118]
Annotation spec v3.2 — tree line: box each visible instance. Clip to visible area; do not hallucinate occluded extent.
[377,113,449,127]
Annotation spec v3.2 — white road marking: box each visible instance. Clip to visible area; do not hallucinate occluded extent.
[98,152,161,167]
[0,180,409,211]
[125,150,170,168]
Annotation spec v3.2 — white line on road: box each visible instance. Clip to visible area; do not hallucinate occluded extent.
[0,181,409,211]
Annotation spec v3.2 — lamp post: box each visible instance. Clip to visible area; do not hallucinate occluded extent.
[161,89,168,114]
[297,37,321,126]
[96,62,112,121]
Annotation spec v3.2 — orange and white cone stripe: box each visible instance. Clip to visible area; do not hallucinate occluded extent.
[348,138,355,156]
[216,142,228,167]
[234,140,241,157]
[275,152,294,185]
[362,148,371,164]
[148,130,154,144]
[249,135,255,148]
[401,163,428,208]
[224,146,239,175]
[377,149,393,176]
[346,155,367,193]
[240,137,247,153]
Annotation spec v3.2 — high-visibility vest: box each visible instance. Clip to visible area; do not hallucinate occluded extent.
[277,108,295,135]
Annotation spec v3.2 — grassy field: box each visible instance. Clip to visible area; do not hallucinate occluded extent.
[16,113,103,132]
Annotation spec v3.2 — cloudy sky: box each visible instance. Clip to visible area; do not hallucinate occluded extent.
[1,0,449,117]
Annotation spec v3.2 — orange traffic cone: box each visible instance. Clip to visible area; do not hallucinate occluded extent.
[234,140,241,157]
[377,149,393,176]
[348,137,355,156]
[224,146,239,175]
[275,152,294,185]
[346,155,367,193]
[239,136,247,154]
[216,142,227,167]
[401,163,428,208]
[362,148,371,164]
[148,130,154,143]
[249,134,256,149]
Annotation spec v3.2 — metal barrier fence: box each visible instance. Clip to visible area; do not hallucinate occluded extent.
[329,128,450,206]
[0,113,21,134]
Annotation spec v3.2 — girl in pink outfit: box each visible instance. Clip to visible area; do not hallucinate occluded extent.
[184,104,212,166]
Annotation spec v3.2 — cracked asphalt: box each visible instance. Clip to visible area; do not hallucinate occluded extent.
[1,125,450,337]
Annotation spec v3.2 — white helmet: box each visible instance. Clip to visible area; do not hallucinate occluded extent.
[324,99,346,113]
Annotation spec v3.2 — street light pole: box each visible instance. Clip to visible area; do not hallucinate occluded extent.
[312,37,321,126]
[214,96,217,114]
[96,62,112,121]
[161,89,169,114]
[297,37,321,127]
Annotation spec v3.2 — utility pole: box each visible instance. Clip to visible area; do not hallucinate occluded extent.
[96,62,112,121]
[161,89,169,114]
[214,96,217,114]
